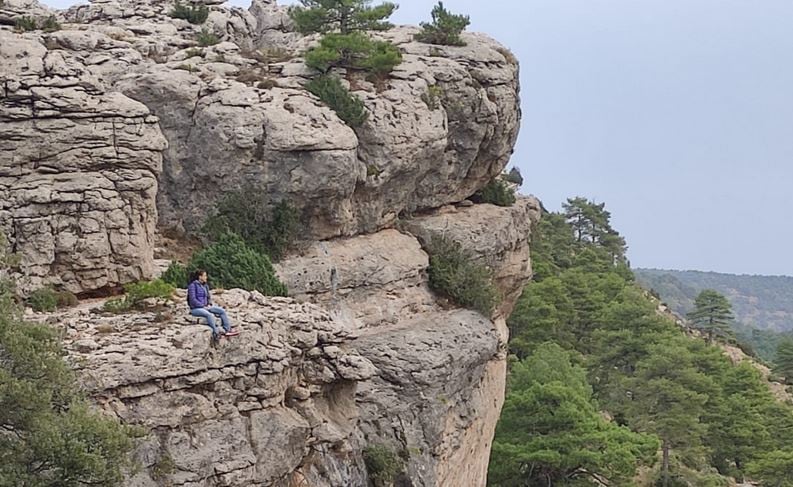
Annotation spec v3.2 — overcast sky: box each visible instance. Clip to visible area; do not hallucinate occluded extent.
[42,0,793,276]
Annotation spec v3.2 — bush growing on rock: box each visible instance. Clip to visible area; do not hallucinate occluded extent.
[363,444,403,485]
[203,192,299,262]
[196,28,219,47]
[415,2,471,47]
[14,16,37,32]
[161,261,189,288]
[27,287,58,312]
[41,15,61,32]
[189,233,288,296]
[169,1,209,24]
[306,74,368,127]
[102,279,175,313]
[472,178,516,207]
[304,32,401,76]
[426,236,500,315]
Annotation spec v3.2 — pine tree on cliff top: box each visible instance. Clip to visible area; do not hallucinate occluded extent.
[289,0,398,35]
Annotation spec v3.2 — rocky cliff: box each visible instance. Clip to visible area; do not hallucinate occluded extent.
[3,1,537,485]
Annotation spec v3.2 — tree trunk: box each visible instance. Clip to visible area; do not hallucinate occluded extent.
[662,441,670,487]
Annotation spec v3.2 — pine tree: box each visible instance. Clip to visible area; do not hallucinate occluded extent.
[746,450,793,487]
[289,0,397,35]
[562,197,627,262]
[625,341,714,487]
[686,289,735,343]
[773,337,793,383]
[489,343,658,486]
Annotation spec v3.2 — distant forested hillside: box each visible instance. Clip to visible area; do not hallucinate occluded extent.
[634,269,793,332]
[634,269,793,363]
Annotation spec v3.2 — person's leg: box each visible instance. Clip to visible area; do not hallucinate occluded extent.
[190,308,220,337]
[207,306,231,332]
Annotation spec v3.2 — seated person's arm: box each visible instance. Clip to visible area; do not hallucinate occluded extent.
[187,282,200,309]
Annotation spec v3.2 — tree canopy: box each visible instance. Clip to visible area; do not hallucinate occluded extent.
[491,197,793,486]
[687,289,735,343]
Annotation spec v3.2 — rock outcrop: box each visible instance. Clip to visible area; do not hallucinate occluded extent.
[5,0,535,485]
[0,30,166,294]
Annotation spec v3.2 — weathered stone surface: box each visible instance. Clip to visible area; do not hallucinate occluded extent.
[405,196,542,318]
[6,2,535,485]
[0,30,166,294]
[39,290,375,486]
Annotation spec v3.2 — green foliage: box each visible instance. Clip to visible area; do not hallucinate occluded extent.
[472,178,516,207]
[188,233,287,296]
[169,1,209,24]
[773,337,793,383]
[305,74,368,127]
[426,236,499,315]
[495,199,793,486]
[102,279,174,313]
[363,445,403,484]
[634,268,793,334]
[747,450,793,486]
[26,287,77,312]
[161,261,189,288]
[421,84,443,110]
[203,191,299,262]
[124,279,174,307]
[687,289,735,343]
[489,343,659,486]
[304,32,401,77]
[289,0,397,35]
[415,2,471,46]
[26,287,58,312]
[41,15,61,32]
[196,28,219,47]
[14,16,37,32]
[0,244,138,485]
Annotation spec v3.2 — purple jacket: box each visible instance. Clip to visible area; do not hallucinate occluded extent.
[187,280,211,309]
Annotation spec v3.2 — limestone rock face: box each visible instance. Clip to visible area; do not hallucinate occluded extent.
[0,30,166,294]
[5,1,535,485]
[51,290,374,487]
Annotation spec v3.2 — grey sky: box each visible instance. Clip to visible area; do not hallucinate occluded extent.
[42,0,793,276]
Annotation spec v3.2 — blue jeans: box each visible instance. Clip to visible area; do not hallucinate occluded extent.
[190,306,231,337]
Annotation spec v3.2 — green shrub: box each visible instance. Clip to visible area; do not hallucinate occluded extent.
[1,233,138,484]
[102,279,174,313]
[196,28,219,47]
[426,236,500,315]
[55,290,78,308]
[203,194,299,262]
[169,1,209,24]
[189,233,287,296]
[306,74,368,127]
[102,298,128,314]
[27,287,58,312]
[421,85,443,110]
[14,16,37,32]
[41,15,61,32]
[363,445,403,485]
[125,279,175,307]
[305,33,402,77]
[161,261,189,288]
[415,2,471,46]
[472,178,516,207]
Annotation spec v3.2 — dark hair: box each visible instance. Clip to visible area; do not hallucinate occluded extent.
[191,269,207,282]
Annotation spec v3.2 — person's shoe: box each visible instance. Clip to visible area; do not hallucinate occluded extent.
[224,328,240,337]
